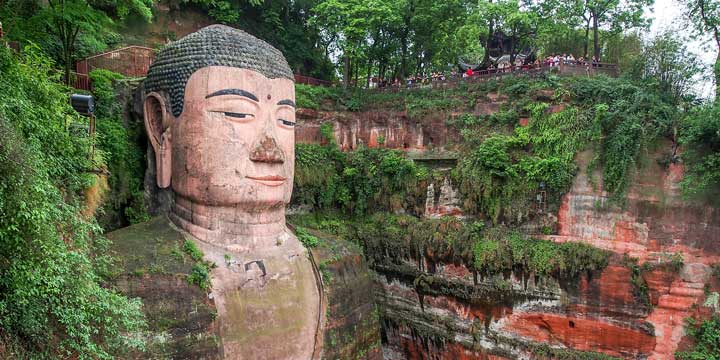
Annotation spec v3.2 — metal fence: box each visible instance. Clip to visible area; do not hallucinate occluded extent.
[74,46,156,90]
[294,74,333,87]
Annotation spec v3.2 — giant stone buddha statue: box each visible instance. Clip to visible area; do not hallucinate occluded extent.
[135,24,321,359]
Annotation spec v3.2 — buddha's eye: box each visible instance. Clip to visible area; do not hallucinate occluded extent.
[224,112,252,119]
[279,119,295,127]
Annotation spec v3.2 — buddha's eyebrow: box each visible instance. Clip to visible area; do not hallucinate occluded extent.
[277,99,295,108]
[205,89,258,102]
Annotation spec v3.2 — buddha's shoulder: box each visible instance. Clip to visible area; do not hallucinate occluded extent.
[107,215,183,244]
[107,216,192,275]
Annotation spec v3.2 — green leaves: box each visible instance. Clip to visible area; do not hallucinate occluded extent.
[0,46,146,358]
[676,315,720,360]
[293,142,427,216]
[473,231,610,278]
[680,103,720,202]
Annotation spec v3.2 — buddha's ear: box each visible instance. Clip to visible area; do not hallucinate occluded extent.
[143,92,172,188]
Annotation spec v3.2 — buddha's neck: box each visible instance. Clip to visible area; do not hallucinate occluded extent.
[169,193,288,252]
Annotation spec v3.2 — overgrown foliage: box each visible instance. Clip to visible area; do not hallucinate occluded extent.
[473,231,609,278]
[680,103,720,203]
[292,212,610,282]
[0,46,145,358]
[293,126,428,215]
[182,240,214,290]
[90,69,149,229]
[449,74,677,223]
[676,315,720,359]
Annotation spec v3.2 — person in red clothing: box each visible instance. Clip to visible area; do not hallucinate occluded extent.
[466,67,473,77]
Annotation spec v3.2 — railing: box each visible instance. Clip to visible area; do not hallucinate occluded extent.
[295,74,333,87]
[78,45,156,78]
[373,61,618,92]
[73,45,157,90]
[72,72,90,91]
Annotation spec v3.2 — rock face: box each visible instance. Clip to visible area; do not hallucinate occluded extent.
[305,228,383,360]
[295,109,459,151]
[108,217,221,359]
[370,147,720,359]
[425,177,464,218]
[547,149,720,359]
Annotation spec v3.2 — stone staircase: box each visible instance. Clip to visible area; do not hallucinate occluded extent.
[647,277,706,359]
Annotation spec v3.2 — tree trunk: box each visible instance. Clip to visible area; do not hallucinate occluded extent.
[715,53,720,101]
[365,59,372,88]
[343,54,350,89]
[483,0,494,65]
[400,34,409,79]
[583,18,590,58]
[592,14,600,61]
[354,58,360,88]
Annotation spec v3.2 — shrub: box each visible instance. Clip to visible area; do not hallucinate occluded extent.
[676,316,720,359]
[0,45,145,358]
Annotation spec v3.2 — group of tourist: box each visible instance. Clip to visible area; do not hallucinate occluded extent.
[543,53,600,67]
[372,53,604,90]
[374,72,449,88]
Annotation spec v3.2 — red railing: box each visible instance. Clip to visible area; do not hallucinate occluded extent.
[375,61,618,92]
[74,45,157,90]
[72,72,90,91]
[295,74,333,87]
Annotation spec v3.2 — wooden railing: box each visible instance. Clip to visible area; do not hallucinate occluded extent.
[374,61,618,92]
[295,74,333,87]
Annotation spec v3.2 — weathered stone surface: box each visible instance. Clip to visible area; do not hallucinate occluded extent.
[295,110,460,151]
[375,145,719,359]
[109,217,382,360]
[108,216,221,359]
[424,177,463,218]
[305,228,383,360]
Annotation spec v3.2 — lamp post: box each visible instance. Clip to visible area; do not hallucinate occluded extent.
[70,94,96,159]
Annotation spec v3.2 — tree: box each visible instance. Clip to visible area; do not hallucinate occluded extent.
[641,30,703,102]
[34,0,153,85]
[595,0,651,60]
[478,0,539,63]
[562,0,652,61]
[682,0,720,99]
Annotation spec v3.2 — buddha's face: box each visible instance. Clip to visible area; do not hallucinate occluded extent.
[166,66,296,209]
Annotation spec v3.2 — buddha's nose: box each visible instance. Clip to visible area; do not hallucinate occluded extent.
[249,135,285,164]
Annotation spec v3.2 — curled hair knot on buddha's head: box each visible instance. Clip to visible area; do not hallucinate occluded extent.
[144,25,294,117]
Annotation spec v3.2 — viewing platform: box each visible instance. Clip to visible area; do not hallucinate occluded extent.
[376,61,619,92]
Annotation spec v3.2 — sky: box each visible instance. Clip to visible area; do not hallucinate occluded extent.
[646,0,717,98]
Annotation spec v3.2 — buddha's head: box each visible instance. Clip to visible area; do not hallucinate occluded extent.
[143,25,295,211]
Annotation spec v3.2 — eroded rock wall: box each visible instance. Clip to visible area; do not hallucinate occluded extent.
[295,109,459,151]
[373,147,719,359]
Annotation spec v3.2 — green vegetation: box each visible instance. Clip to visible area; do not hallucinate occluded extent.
[295,83,340,110]
[473,231,609,278]
[621,253,684,309]
[182,240,214,290]
[293,131,428,215]
[680,103,720,203]
[90,69,149,229]
[292,212,610,282]
[676,316,720,360]
[0,0,153,85]
[295,226,320,248]
[0,46,145,358]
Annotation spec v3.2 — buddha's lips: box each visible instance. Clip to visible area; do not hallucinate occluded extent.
[246,175,286,186]
[247,175,285,181]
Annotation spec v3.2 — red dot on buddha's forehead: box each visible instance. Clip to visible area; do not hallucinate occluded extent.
[267,94,272,100]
